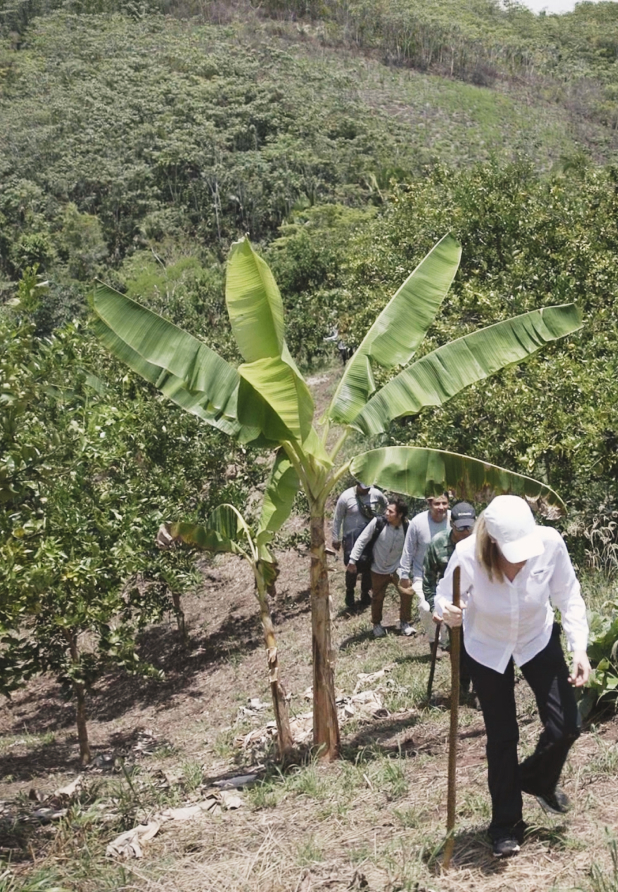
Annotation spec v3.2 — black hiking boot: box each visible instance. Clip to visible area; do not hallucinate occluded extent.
[492,836,520,858]
[533,787,570,816]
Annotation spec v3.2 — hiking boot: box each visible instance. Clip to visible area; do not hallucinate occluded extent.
[534,787,570,816]
[399,621,415,637]
[345,593,356,612]
[372,623,386,638]
[492,836,520,858]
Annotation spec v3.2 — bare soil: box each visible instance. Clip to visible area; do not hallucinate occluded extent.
[0,542,616,892]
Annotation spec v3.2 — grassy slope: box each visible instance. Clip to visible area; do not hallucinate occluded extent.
[0,543,616,892]
[287,38,584,170]
[2,8,618,892]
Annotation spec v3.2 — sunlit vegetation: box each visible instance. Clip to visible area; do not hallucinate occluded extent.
[2,0,618,760]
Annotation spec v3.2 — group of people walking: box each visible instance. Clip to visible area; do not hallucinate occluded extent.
[332,482,474,645]
[331,482,591,859]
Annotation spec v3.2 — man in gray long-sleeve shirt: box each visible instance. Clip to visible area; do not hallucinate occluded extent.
[399,494,450,640]
[348,499,412,638]
[332,481,387,611]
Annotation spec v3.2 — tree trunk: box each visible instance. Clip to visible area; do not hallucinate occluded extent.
[66,631,91,766]
[73,681,91,766]
[171,590,187,641]
[309,505,340,760]
[254,568,294,761]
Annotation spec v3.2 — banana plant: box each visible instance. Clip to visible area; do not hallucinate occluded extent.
[157,463,296,760]
[93,232,583,760]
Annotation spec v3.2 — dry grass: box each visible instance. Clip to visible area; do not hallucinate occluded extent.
[0,542,617,892]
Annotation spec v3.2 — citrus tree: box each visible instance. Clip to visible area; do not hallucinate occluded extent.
[1,271,248,764]
[93,233,582,759]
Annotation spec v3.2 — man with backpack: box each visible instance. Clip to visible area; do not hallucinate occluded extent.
[332,481,388,612]
[347,499,411,638]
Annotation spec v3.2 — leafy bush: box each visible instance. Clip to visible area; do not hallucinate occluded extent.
[579,609,618,718]
[0,270,257,760]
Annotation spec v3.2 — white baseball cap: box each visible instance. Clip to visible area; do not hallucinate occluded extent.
[484,495,544,563]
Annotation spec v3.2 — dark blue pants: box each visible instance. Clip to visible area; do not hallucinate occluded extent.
[466,623,580,842]
[343,549,371,605]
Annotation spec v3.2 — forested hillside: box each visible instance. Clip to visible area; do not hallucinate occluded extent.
[2,0,618,682]
[2,1,618,889]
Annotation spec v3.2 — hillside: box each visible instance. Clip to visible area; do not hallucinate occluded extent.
[0,544,617,891]
[1,2,618,303]
[2,1,618,889]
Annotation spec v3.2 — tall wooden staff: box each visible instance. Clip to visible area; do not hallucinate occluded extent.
[443,565,461,870]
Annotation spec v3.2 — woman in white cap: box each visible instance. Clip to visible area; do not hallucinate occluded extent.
[435,495,590,859]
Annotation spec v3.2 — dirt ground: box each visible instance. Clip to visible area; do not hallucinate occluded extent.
[0,541,617,892]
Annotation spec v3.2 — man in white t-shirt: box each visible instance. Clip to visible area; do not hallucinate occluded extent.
[398,494,450,640]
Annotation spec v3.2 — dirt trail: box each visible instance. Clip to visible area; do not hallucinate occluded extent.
[0,538,616,891]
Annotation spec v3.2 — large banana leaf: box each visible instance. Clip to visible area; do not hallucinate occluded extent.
[353,304,583,436]
[256,450,300,562]
[92,283,239,419]
[238,356,314,444]
[226,237,285,363]
[169,505,279,586]
[169,518,244,556]
[351,446,566,511]
[226,239,315,445]
[258,450,300,539]
[328,233,462,425]
[93,316,243,437]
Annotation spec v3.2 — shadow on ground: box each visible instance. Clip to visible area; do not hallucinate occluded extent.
[0,737,99,781]
[4,591,312,740]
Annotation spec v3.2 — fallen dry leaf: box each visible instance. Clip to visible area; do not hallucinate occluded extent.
[106,821,160,859]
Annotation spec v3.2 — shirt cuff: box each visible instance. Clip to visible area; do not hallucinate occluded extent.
[567,634,588,653]
[433,595,446,619]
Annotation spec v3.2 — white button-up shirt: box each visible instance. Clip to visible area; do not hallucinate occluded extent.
[435,527,588,674]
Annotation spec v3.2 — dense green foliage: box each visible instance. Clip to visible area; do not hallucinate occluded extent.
[2,2,618,313]
[292,160,618,545]
[0,270,257,751]
[2,0,618,721]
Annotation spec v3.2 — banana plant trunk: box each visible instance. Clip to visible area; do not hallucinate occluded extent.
[254,568,294,761]
[309,503,340,760]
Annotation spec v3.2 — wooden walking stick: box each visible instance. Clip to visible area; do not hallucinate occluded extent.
[443,565,461,870]
[426,621,442,702]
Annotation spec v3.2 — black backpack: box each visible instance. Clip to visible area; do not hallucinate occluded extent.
[360,515,409,565]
